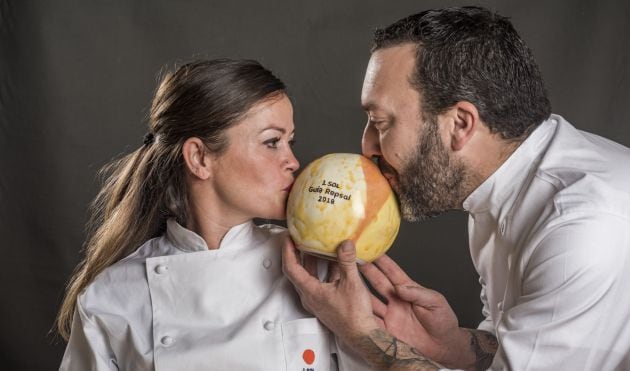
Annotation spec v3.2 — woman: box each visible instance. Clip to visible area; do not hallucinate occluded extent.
[56,59,367,370]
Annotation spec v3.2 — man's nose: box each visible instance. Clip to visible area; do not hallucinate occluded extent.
[361,123,381,158]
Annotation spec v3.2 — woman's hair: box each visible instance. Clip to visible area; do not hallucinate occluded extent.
[56,59,286,340]
[373,6,551,141]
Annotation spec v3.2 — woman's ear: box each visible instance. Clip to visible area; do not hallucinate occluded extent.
[182,137,211,180]
[448,101,480,151]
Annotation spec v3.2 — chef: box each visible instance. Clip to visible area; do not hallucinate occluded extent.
[57,59,368,371]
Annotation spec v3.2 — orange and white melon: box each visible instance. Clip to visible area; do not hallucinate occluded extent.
[287,153,400,263]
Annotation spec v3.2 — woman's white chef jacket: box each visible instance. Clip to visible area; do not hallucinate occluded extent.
[60,219,369,370]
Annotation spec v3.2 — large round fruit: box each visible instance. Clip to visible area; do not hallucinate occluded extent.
[287,153,400,263]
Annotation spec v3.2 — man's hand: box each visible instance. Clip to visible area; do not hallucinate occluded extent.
[282,238,446,370]
[281,237,380,340]
[360,254,467,367]
[360,254,497,370]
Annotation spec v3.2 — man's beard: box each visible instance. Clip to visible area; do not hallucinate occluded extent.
[396,118,468,222]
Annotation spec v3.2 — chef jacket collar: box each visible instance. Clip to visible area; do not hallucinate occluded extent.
[166,218,256,253]
[462,115,559,216]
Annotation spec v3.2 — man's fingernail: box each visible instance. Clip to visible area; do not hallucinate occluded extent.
[341,241,352,252]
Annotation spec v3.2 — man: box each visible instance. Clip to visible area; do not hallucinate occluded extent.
[283,6,630,370]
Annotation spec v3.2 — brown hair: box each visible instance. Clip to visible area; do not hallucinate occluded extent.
[373,6,551,140]
[56,59,286,340]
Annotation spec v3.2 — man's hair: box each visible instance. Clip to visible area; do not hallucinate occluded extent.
[373,6,551,140]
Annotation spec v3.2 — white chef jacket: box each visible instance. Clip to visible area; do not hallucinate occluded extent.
[462,114,630,370]
[60,219,370,371]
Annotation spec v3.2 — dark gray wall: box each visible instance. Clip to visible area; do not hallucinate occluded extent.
[1,1,629,370]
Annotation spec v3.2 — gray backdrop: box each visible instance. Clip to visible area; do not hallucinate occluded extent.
[1,0,629,370]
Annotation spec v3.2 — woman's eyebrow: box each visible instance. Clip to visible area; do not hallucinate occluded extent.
[259,126,294,134]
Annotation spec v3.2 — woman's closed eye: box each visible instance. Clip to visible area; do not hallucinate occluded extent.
[264,137,296,149]
[263,137,281,149]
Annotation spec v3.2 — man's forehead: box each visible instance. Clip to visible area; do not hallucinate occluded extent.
[366,46,415,83]
[362,44,417,109]
[369,44,416,74]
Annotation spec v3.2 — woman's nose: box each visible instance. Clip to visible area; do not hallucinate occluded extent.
[286,150,300,173]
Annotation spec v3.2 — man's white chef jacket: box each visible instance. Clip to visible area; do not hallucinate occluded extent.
[60,219,368,370]
[463,114,630,370]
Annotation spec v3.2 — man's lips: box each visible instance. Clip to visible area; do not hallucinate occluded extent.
[382,172,396,184]
[283,182,294,192]
[376,158,399,189]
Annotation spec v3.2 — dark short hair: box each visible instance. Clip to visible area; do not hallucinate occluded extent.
[373,6,551,140]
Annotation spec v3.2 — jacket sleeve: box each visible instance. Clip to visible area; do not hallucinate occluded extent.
[59,301,118,371]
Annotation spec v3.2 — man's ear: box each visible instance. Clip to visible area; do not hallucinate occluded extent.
[182,137,212,180]
[448,101,480,151]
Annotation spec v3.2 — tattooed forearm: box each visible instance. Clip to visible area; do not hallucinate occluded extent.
[353,328,443,370]
[466,329,498,371]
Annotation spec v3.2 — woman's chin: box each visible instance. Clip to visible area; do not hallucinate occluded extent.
[256,210,286,222]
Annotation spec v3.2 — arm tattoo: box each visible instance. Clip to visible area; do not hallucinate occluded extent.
[466,329,498,371]
[353,328,443,370]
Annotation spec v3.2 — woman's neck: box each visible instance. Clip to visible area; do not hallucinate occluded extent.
[187,201,250,250]
[187,176,253,249]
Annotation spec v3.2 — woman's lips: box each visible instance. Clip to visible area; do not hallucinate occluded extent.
[283,183,293,192]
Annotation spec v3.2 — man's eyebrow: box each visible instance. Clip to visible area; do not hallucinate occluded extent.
[362,103,393,121]
[361,101,380,111]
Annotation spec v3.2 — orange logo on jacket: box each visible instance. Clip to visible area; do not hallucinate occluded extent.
[302,348,315,370]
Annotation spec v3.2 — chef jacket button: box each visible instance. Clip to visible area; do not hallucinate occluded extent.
[155,264,168,275]
[263,320,275,331]
[160,336,174,346]
[262,258,272,269]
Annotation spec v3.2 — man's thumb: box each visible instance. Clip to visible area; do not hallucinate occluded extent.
[336,240,358,278]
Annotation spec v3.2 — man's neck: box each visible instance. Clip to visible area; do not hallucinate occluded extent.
[460,135,522,204]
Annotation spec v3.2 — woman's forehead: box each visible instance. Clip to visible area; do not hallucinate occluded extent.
[234,95,294,132]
